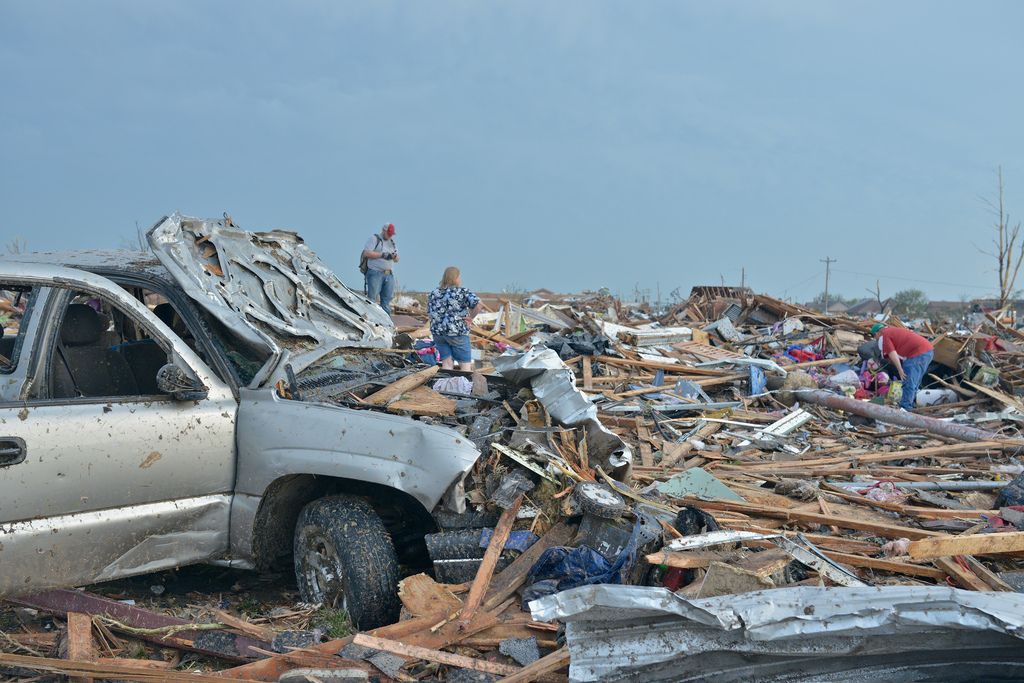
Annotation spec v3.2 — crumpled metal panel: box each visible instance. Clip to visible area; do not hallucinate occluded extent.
[531,584,1024,682]
[492,347,631,476]
[148,213,393,386]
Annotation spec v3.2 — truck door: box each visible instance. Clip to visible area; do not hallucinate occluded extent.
[0,265,237,595]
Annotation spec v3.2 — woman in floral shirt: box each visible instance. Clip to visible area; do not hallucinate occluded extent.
[428,266,482,371]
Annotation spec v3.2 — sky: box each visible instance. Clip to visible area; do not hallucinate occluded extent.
[2,1,1023,305]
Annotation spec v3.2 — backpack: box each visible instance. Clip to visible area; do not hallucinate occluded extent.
[359,236,383,275]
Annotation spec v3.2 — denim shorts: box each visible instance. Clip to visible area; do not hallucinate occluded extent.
[433,334,472,363]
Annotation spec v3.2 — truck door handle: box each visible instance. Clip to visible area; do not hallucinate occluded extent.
[0,438,26,466]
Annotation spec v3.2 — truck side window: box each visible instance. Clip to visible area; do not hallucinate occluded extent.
[51,293,171,398]
[0,284,35,374]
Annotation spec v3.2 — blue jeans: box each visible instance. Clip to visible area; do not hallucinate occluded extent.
[900,350,933,410]
[433,334,472,364]
[365,269,394,315]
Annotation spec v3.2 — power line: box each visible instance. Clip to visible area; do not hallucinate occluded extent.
[831,268,995,292]
[781,270,823,295]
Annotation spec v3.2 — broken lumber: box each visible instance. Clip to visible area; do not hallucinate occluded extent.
[460,493,525,626]
[0,651,262,683]
[482,521,576,611]
[907,531,1024,559]
[498,646,570,682]
[352,633,520,676]
[66,612,95,683]
[364,365,440,405]
[386,384,457,416]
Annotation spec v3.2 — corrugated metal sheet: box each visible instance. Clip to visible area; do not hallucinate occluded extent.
[530,584,1024,682]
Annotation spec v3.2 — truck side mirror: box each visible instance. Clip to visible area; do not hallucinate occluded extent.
[156,364,209,401]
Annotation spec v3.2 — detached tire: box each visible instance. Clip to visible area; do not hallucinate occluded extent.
[294,495,400,629]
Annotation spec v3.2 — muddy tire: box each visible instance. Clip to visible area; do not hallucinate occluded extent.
[573,482,626,519]
[293,495,400,630]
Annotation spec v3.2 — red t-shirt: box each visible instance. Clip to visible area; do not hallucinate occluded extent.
[880,327,933,360]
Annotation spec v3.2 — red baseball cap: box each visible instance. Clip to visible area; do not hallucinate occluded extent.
[384,223,396,237]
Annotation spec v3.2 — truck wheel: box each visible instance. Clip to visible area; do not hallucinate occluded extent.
[293,495,400,629]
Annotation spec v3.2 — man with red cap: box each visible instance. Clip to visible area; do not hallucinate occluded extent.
[361,223,399,315]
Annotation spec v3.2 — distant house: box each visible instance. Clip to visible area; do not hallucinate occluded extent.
[823,301,848,314]
[846,298,891,317]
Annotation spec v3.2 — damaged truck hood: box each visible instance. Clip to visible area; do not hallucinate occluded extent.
[148,213,393,385]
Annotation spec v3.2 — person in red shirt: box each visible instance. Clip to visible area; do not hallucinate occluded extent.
[871,323,934,410]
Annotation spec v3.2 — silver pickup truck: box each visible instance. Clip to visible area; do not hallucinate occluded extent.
[0,214,485,629]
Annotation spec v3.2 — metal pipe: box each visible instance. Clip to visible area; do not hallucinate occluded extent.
[828,480,1009,491]
[794,388,1021,445]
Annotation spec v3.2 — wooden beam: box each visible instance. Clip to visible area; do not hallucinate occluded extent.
[66,612,95,683]
[498,646,570,682]
[907,531,1024,559]
[0,652,263,683]
[933,556,991,591]
[820,551,946,580]
[679,497,943,540]
[363,365,440,405]
[482,522,576,611]
[352,633,520,676]
[582,355,593,390]
[460,494,525,626]
[386,385,457,416]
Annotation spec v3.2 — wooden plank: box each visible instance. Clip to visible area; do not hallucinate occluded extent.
[636,417,654,467]
[680,497,943,540]
[907,531,1024,559]
[960,554,1017,591]
[460,494,525,626]
[66,612,95,683]
[593,355,731,376]
[582,355,593,390]
[352,633,520,676]
[498,646,570,682]
[0,651,263,683]
[934,556,991,591]
[660,422,722,469]
[644,549,735,569]
[482,521,576,611]
[820,551,946,580]
[364,365,439,405]
[386,385,457,416]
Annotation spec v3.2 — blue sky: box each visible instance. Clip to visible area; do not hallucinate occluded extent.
[2,1,1022,304]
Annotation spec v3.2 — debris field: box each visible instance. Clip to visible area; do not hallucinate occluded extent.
[5,283,1024,682]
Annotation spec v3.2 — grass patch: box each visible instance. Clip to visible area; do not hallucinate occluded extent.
[310,607,353,639]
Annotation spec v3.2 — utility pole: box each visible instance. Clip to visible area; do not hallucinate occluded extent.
[820,257,837,314]
[741,267,746,291]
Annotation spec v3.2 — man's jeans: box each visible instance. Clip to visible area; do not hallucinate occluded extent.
[365,268,394,315]
[900,350,933,410]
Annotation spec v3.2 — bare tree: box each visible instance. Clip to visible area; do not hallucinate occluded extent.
[865,279,884,313]
[5,238,26,255]
[980,167,1024,309]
